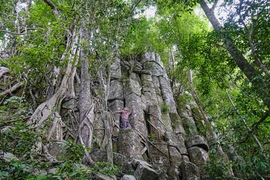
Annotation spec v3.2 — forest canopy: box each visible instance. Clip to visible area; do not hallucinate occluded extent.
[0,0,269,179]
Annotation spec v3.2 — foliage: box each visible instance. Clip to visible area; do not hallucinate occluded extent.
[148,133,158,141]
[55,162,89,180]
[0,0,270,179]
[61,140,85,162]
[205,153,233,180]
[0,96,36,157]
[161,102,170,113]
[90,162,121,176]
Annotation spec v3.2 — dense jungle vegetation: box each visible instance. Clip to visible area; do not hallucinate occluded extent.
[0,0,269,179]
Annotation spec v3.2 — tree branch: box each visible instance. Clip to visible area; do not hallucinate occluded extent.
[251,111,270,131]
[0,82,23,96]
[43,0,60,17]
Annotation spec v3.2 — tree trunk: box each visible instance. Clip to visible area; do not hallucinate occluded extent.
[199,0,270,110]
[78,27,95,165]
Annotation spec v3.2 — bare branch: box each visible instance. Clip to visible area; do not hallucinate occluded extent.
[43,0,60,17]
[0,67,10,78]
[0,82,23,96]
[0,28,42,35]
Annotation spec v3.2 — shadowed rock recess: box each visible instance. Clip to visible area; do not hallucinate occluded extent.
[92,52,210,180]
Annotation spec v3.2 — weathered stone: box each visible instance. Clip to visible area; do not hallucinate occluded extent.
[110,58,121,79]
[94,174,117,180]
[169,113,185,134]
[165,132,186,165]
[167,166,180,180]
[108,100,124,136]
[133,61,143,73]
[113,152,129,165]
[180,161,200,180]
[128,78,142,96]
[188,147,209,166]
[158,173,169,180]
[120,175,136,180]
[118,129,142,159]
[149,141,170,169]
[1,126,14,134]
[159,76,177,113]
[161,113,173,132]
[122,162,136,175]
[134,159,159,180]
[125,93,148,138]
[48,141,66,160]
[108,100,124,112]
[90,149,107,162]
[186,135,209,152]
[180,111,198,136]
[142,52,158,63]
[148,105,165,137]
[141,52,165,76]
[48,168,57,174]
[3,152,18,162]
[131,158,152,168]
[93,113,105,148]
[108,80,123,101]
[141,74,155,93]
[182,155,190,161]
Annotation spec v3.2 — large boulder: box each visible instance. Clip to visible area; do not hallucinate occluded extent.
[108,80,124,101]
[110,58,122,79]
[188,147,209,166]
[48,141,67,160]
[120,175,136,180]
[186,135,209,152]
[94,174,117,180]
[133,159,159,180]
[118,129,142,159]
[180,161,200,180]
[167,166,180,180]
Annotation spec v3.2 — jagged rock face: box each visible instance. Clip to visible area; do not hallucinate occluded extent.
[92,52,209,179]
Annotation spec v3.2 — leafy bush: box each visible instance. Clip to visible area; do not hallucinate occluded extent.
[90,162,121,176]
[205,154,233,180]
[161,102,169,113]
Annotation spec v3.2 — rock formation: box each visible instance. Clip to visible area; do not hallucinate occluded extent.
[91,52,210,179]
[0,52,213,179]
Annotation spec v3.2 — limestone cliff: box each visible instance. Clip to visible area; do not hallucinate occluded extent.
[91,52,210,179]
[0,52,212,180]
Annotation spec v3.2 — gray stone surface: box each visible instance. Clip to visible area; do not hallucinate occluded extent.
[180,161,200,180]
[3,152,18,162]
[108,80,123,101]
[125,93,147,138]
[48,141,66,160]
[92,52,204,178]
[110,58,121,79]
[118,129,143,159]
[169,113,185,134]
[120,175,136,180]
[94,174,117,180]
[167,166,180,180]
[188,147,209,166]
[159,76,177,113]
[93,113,105,147]
[134,159,159,180]
[186,135,209,152]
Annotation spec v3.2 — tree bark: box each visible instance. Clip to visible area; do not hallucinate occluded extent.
[199,0,270,110]
[78,27,95,165]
